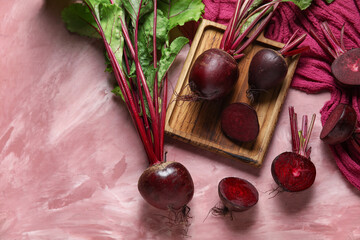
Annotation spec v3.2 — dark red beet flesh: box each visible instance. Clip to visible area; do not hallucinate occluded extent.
[271,152,316,192]
[320,103,357,145]
[189,48,239,100]
[221,102,259,143]
[218,177,259,212]
[331,48,360,86]
[138,161,194,210]
[247,48,288,98]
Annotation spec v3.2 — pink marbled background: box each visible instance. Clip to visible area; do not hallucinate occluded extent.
[1,1,360,239]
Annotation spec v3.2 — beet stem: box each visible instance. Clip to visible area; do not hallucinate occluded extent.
[233,2,279,56]
[85,3,159,164]
[303,114,316,158]
[133,1,161,163]
[289,107,300,153]
[320,22,345,58]
[230,3,272,51]
[152,0,161,160]
[281,46,310,57]
[279,32,307,56]
[340,23,346,51]
[309,28,337,59]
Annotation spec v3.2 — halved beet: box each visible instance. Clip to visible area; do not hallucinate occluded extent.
[331,48,360,86]
[320,104,357,145]
[188,48,239,100]
[220,102,259,143]
[271,152,316,192]
[218,177,259,212]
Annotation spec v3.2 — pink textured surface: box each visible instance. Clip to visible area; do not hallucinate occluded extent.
[1,1,360,239]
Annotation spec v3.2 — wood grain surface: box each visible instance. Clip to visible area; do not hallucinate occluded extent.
[165,19,300,167]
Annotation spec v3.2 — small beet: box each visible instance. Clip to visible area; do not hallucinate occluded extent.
[320,103,357,145]
[189,48,239,100]
[138,161,194,211]
[220,102,259,143]
[247,31,308,101]
[331,48,360,86]
[248,48,288,91]
[218,177,259,212]
[271,152,316,192]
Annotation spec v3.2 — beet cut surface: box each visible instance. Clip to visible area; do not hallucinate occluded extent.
[271,152,316,192]
[220,102,259,143]
[218,177,259,212]
[320,103,357,145]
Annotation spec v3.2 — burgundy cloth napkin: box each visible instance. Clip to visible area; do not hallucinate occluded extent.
[201,0,360,190]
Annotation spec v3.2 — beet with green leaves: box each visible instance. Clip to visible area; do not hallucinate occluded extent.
[271,107,317,192]
[62,1,198,223]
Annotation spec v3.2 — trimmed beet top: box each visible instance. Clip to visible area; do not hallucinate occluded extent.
[247,30,308,101]
[310,22,360,86]
[221,102,259,143]
[271,107,317,192]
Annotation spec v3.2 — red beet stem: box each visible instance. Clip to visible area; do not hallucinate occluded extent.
[279,31,308,57]
[288,107,316,157]
[310,21,346,60]
[289,107,300,153]
[233,2,279,56]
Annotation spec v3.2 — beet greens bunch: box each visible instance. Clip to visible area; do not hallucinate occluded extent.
[62,0,204,218]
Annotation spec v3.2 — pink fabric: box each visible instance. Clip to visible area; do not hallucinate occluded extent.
[202,0,360,190]
[202,0,238,25]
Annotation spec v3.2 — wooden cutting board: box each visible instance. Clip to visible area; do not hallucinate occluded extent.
[165,19,300,167]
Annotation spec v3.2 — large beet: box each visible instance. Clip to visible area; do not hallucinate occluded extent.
[189,48,239,100]
[138,161,194,211]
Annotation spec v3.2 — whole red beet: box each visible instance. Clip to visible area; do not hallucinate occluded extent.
[138,161,194,211]
[189,48,239,101]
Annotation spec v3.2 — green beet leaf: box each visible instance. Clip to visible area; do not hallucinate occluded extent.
[158,0,205,31]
